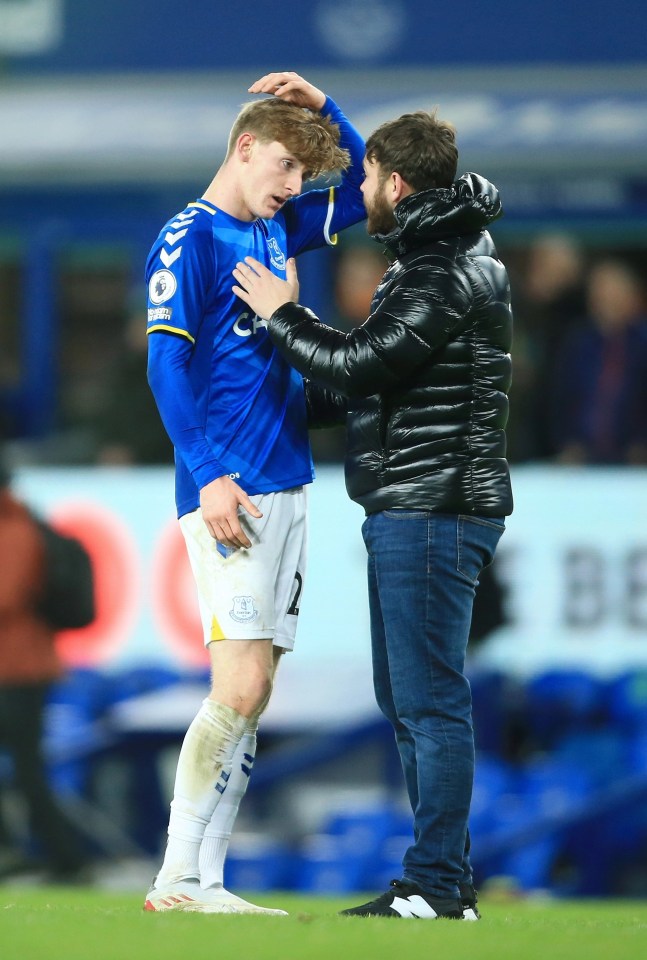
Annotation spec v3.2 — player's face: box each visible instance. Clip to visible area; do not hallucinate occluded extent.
[361,157,397,236]
[242,140,305,220]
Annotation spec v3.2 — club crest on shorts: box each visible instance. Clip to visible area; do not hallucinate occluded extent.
[229,595,259,623]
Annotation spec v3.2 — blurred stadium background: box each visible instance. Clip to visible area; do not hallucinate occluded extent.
[1,0,647,899]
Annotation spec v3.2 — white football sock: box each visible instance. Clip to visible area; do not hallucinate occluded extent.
[199,719,258,889]
[155,699,247,887]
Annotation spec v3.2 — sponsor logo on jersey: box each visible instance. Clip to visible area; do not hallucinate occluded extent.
[266,237,286,271]
[233,310,268,337]
[149,269,177,305]
[229,596,259,623]
[147,307,173,323]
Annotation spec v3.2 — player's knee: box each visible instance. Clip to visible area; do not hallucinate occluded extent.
[213,665,273,718]
[242,666,272,710]
[238,680,273,717]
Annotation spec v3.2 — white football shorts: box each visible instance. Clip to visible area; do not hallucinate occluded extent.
[179,486,308,651]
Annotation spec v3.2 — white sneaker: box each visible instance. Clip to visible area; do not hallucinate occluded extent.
[143,878,288,915]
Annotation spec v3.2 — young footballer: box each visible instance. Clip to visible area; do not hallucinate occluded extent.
[144,71,366,914]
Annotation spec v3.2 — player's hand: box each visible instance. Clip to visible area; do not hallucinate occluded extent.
[200,475,263,549]
[248,72,326,112]
[232,257,299,321]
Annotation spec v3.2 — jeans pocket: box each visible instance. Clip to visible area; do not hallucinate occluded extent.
[456,516,505,584]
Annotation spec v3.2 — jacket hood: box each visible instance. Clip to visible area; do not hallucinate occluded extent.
[375,172,503,256]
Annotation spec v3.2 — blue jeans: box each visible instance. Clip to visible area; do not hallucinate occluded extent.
[362,510,505,898]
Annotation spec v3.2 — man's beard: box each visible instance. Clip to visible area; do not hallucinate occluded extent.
[365,186,397,237]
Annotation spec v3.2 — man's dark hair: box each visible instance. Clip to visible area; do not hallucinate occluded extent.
[365,110,458,192]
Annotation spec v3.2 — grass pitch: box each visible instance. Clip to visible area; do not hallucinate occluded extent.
[0,888,645,960]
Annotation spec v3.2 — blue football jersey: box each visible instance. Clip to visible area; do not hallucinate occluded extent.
[146,97,366,518]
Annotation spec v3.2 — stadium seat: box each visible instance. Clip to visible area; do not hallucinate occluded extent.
[106,665,182,704]
[628,730,647,774]
[293,833,369,893]
[554,730,629,786]
[224,833,293,892]
[468,668,512,754]
[471,756,591,891]
[521,756,592,816]
[522,670,606,749]
[44,669,115,793]
[500,836,560,892]
[368,832,412,890]
[607,670,647,731]
[470,753,517,838]
[295,805,408,893]
[322,805,406,849]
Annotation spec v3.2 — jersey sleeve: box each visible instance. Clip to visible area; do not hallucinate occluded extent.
[146,215,228,489]
[145,212,214,343]
[283,96,366,257]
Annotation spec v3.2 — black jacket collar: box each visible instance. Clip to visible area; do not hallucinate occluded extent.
[375,172,503,257]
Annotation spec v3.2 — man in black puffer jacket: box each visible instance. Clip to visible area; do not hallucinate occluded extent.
[233,109,513,921]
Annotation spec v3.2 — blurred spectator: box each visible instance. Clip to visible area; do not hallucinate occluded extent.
[332,243,387,330]
[93,306,173,465]
[0,459,90,883]
[509,233,587,460]
[549,259,647,464]
[524,233,585,325]
[310,244,387,463]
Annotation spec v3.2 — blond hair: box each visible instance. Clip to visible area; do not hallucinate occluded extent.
[226,98,350,180]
